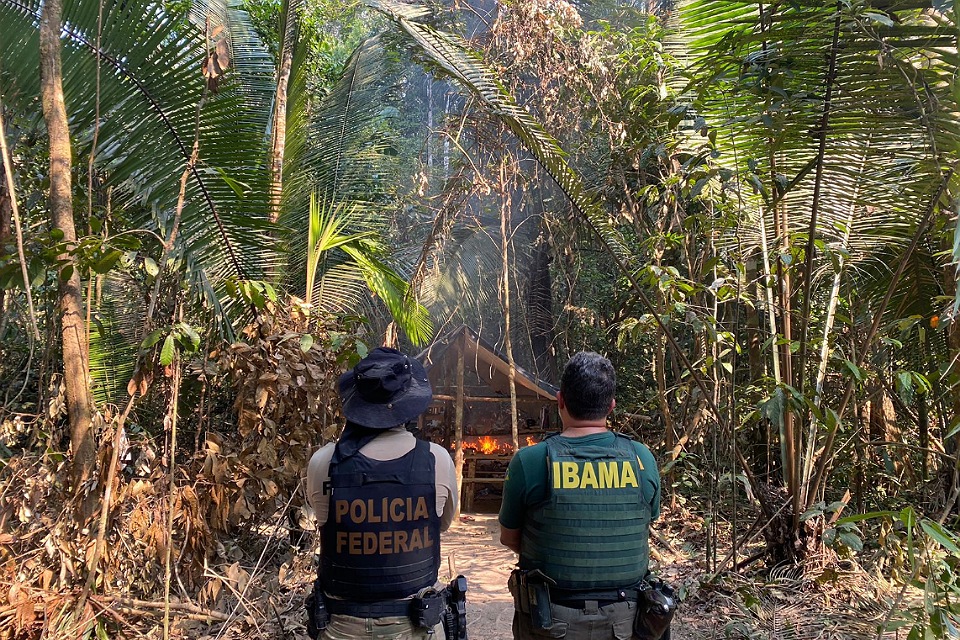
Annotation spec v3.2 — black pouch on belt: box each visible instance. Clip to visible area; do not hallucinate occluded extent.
[508,569,529,614]
[633,579,677,640]
[413,588,446,629]
[522,569,557,631]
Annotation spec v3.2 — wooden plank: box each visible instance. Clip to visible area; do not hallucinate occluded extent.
[433,394,543,403]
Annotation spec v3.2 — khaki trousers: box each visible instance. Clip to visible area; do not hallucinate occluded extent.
[320,614,441,640]
[512,600,637,640]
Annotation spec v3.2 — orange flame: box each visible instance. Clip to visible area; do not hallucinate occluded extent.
[457,436,514,454]
[477,435,499,454]
[525,436,537,447]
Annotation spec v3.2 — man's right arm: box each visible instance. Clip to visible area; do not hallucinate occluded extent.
[498,452,527,554]
[500,526,521,553]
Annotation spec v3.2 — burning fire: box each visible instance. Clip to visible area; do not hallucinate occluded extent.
[476,435,499,454]
[463,435,509,454]
[455,435,540,454]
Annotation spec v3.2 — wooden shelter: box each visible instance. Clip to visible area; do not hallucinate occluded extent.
[416,325,558,511]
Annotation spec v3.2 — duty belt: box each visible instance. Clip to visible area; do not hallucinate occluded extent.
[550,587,639,610]
[325,598,412,618]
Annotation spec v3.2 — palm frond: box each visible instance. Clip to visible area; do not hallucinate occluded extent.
[0,0,280,334]
[679,0,958,368]
[301,192,432,345]
[89,272,143,405]
[279,33,435,343]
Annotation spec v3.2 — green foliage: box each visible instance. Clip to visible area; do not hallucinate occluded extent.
[243,0,373,92]
[0,0,280,331]
[834,509,960,637]
[302,192,431,344]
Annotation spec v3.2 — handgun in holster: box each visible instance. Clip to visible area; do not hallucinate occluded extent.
[441,574,468,640]
[521,569,556,631]
[634,578,677,640]
[305,578,329,639]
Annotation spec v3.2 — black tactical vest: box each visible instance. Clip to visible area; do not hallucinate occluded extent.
[520,434,651,590]
[321,438,440,600]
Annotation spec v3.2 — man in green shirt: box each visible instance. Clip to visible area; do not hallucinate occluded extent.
[499,351,662,640]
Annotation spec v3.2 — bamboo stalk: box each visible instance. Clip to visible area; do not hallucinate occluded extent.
[801,141,870,502]
[795,1,844,397]
[163,353,182,640]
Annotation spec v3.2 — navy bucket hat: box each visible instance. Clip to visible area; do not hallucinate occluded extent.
[337,347,433,429]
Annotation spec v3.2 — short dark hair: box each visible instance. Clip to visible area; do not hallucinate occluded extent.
[560,352,615,420]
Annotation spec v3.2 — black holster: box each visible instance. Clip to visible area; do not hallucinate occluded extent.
[508,569,556,631]
[305,578,330,639]
[441,575,469,640]
[633,578,677,640]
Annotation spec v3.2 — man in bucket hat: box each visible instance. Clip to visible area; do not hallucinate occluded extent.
[305,347,458,640]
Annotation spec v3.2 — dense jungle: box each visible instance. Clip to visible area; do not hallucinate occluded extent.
[1,0,960,637]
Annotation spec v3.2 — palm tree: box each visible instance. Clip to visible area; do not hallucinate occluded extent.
[681,0,959,555]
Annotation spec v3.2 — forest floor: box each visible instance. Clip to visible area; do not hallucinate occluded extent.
[430,510,895,640]
[6,494,909,639]
[185,502,904,640]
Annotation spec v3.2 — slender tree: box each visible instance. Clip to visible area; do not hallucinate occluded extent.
[0,157,11,315]
[39,0,96,495]
[268,0,299,223]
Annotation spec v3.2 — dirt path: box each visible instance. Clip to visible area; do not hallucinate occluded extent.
[440,514,700,640]
[440,515,516,640]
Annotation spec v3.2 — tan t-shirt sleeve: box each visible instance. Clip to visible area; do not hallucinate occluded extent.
[306,443,335,527]
[430,442,459,532]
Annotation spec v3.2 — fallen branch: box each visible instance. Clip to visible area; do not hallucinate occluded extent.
[107,605,229,623]
[650,527,679,555]
[92,595,230,622]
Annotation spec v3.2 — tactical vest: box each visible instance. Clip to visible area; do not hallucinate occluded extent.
[321,439,440,600]
[520,434,651,590]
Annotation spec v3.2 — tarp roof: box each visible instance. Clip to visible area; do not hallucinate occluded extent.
[416,325,558,402]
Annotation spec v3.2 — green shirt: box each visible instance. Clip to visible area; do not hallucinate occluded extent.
[498,431,661,530]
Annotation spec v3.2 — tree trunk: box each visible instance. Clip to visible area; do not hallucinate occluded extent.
[40,0,96,494]
[500,165,519,452]
[453,345,465,518]
[0,156,11,315]
[527,221,556,381]
[268,0,298,223]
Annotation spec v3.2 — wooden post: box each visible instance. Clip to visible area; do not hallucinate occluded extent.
[454,346,465,517]
[464,456,476,513]
[500,162,520,452]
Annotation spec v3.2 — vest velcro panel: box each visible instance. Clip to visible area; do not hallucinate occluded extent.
[321,439,440,600]
[521,435,651,590]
